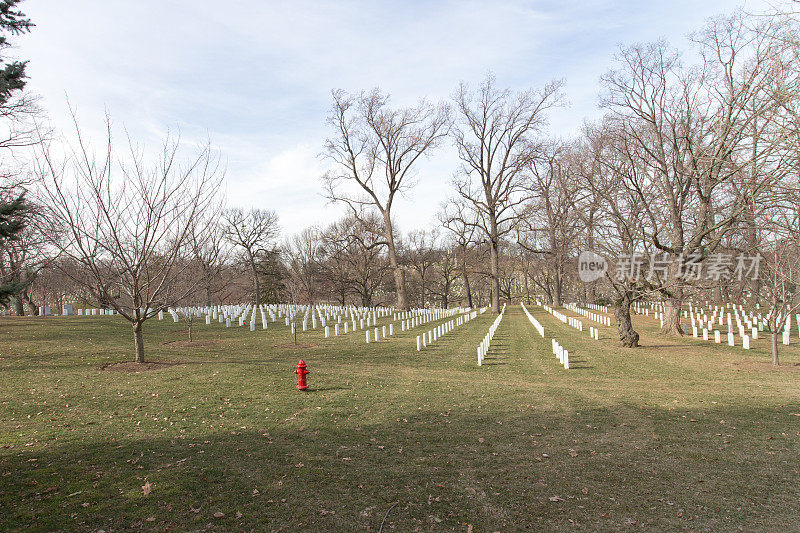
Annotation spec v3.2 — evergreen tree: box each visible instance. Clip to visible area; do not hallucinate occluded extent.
[257,249,288,305]
[0,193,27,307]
[0,1,32,307]
[0,1,33,106]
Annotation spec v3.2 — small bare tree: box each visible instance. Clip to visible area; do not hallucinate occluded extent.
[322,88,450,310]
[760,240,800,365]
[222,207,280,307]
[178,307,197,343]
[37,116,223,363]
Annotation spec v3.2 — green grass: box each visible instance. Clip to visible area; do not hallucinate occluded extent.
[1,306,799,531]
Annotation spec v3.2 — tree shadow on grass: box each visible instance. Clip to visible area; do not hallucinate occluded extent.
[2,404,799,531]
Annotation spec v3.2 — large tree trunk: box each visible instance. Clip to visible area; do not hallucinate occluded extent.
[771,331,779,366]
[246,250,261,307]
[489,243,500,314]
[252,267,261,308]
[615,292,640,348]
[205,281,213,307]
[384,214,409,310]
[13,294,24,316]
[553,272,563,307]
[661,295,683,335]
[524,263,530,304]
[488,212,501,313]
[461,254,473,308]
[133,322,145,363]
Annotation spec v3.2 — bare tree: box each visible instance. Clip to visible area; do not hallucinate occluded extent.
[451,73,564,313]
[322,88,450,310]
[430,240,460,308]
[318,218,354,305]
[599,13,781,335]
[759,239,800,365]
[284,225,323,305]
[319,213,389,307]
[439,198,478,308]
[406,228,438,307]
[579,120,651,347]
[223,207,280,307]
[37,116,223,363]
[189,216,228,307]
[519,142,583,306]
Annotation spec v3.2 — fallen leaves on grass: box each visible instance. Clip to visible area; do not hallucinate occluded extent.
[141,481,152,496]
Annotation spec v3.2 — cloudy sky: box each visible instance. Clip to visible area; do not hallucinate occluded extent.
[20,0,773,237]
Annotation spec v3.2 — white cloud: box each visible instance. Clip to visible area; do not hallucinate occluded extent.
[224,142,343,234]
[18,0,779,238]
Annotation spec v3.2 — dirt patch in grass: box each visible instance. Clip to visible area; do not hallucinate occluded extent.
[99,361,183,372]
[161,339,221,348]
[273,343,319,349]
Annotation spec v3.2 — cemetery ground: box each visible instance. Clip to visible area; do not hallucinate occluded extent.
[1,307,800,531]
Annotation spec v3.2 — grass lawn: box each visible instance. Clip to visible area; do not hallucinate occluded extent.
[1,305,799,531]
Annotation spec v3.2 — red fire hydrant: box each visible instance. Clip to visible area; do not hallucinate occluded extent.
[295,360,309,391]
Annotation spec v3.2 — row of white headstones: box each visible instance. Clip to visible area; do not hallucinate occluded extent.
[415,308,484,351]
[541,303,602,341]
[160,302,480,349]
[530,302,607,370]
[564,303,612,328]
[477,304,505,366]
[167,302,390,332]
[31,305,116,316]
[521,302,545,338]
[367,307,471,343]
[76,307,115,316]
[635,301,800,349]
